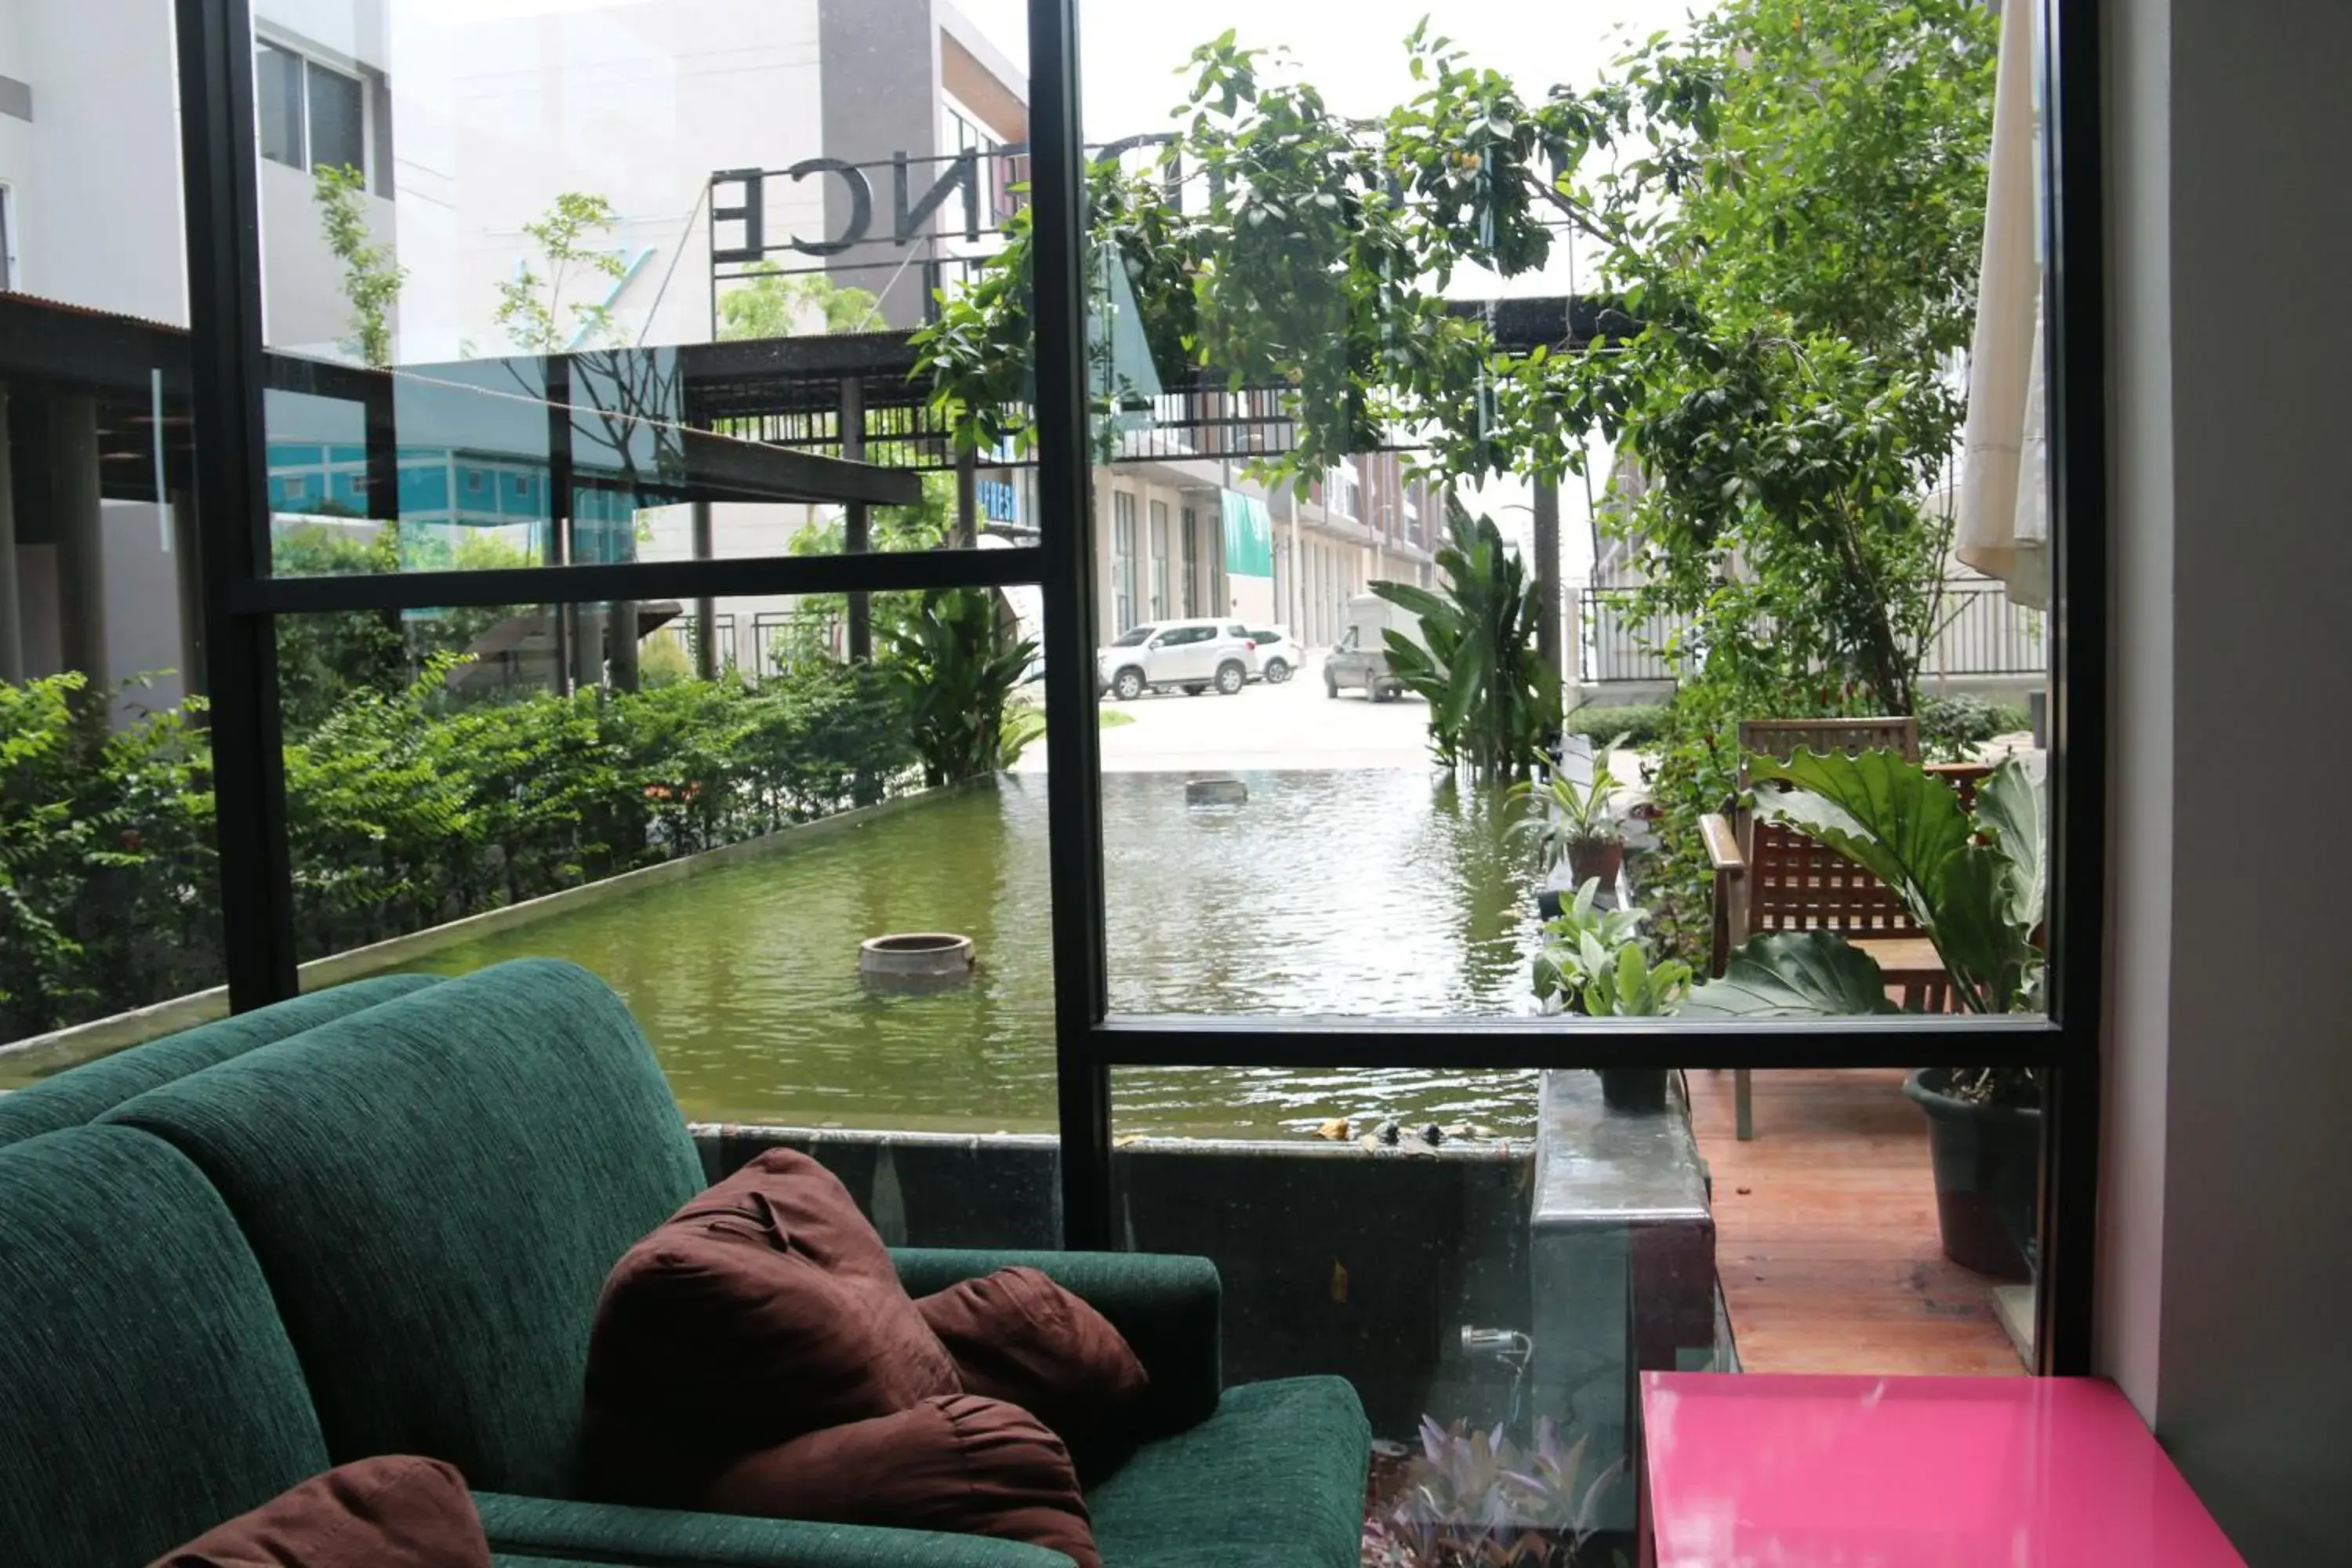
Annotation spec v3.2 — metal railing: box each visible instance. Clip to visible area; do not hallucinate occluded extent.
[1574,579,2047,686]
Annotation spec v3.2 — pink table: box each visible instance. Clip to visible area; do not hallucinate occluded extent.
[1639,1373,2241,1566]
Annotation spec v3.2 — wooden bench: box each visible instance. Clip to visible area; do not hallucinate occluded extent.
[1700,720,1985,1138]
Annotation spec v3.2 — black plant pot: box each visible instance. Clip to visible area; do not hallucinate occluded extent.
[1598,1066,1671,1113]
[1904,1069,2041,1279]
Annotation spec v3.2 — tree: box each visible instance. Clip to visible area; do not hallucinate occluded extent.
[718,265,887,340]
[912,0,1997,715]
[314,164,405,368]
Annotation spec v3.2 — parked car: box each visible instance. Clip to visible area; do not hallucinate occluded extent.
[1324,593,1428,701]
[1097,619,1259,699]
[1243,626,1300,684]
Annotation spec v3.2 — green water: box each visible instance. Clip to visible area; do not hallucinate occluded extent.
[406,771,1545,1139]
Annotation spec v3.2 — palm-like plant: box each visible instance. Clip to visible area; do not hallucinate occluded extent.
[1371,503,1559,781]
[881,589,1038,787]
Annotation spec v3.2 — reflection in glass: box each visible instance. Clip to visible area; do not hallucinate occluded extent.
[0,5,220,1049]
[251,1,1035,576]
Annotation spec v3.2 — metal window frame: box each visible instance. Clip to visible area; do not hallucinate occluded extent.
[176,0,2107,1373]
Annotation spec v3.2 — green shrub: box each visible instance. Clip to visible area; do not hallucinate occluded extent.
[1917,693,2033,760]
[1562,703,1669,748]
[0,674,221,1040]
[1,659,920,1033]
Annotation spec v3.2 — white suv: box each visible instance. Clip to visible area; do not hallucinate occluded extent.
[1097,619,1258,700]
[1243,626,1300,684]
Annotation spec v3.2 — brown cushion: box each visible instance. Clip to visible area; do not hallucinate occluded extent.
[917,1266,1150,1479]
[709,1394,1100,1568]
[147,1456,490,1568]
[584,1149,958,1477]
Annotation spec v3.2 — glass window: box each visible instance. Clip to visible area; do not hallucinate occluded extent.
[0,2,220,1058]
[255,42,306,170]
[1110,625,1153,648]
[306,61,365,176]
[1111,492,1138,634]
[1148,499,1171,620]
[252,2,1030,575]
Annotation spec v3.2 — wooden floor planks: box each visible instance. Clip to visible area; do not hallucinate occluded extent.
[1683,1066,2027,1377]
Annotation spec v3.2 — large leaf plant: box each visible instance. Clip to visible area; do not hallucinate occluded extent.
[1371,503,1559,781]
[882,588,1039,788]
[1680,748,2046,1103]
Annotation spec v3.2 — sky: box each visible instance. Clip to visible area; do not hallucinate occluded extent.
[951,0,1716,568]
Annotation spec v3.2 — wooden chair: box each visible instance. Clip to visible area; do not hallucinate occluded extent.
[1703,719,1976,1139]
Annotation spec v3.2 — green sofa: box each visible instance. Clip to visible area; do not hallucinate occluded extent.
[0,960,1370,1566]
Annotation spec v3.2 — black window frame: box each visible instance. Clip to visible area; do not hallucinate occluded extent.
[173,0,2107,1372]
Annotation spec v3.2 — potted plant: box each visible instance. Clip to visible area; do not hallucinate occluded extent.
[1681,750,2046,1276]
[1364,1414,1614,1567]
[1532,877,1692,1112]
[1515,735,1632,891]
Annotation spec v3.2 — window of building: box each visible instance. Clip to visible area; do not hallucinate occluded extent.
[1181,506,1200,615]
[255,39,366,178]
[1112,491,1138,635]
[1328,463,1359,521]
[1147,500,1170,620]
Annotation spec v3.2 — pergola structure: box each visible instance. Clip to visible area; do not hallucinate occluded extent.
[2,285,1599,696]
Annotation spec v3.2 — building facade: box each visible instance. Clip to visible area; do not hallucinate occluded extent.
[2,0,1439,710]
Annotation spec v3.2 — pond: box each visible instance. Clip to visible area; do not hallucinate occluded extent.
[405,771,1548,1138]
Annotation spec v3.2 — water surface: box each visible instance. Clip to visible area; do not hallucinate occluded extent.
[408,771,1547,1138]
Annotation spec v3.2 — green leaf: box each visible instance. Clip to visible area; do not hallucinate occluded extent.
[1679,931,1901,1018]
[1971,757,2045,932]
[1927,842,2036,1014]
[1751,748,1973,920]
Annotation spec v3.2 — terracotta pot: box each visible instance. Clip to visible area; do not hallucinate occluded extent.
[1566,840,1625,891]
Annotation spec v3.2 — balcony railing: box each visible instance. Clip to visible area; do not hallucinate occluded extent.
[1573,578,2047,687]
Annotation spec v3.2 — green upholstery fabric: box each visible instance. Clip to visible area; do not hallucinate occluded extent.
[103,959,706,1500]
[0,1125,332,1567]
[0,974,441,1147]
[473,1492,1074,1568]
[891,1248,1222,1439]
[1087,1378,1370,1568]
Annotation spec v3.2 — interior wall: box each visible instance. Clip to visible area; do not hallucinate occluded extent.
[2094,0,2171,1421]
[2101,0,2352,1559]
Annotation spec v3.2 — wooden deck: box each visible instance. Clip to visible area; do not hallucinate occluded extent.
[1683,1066,2027,1377]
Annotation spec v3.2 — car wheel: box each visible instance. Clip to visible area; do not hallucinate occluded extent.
[1182,684,1207,695]
[1112,667,1145,701]
[1215,660,1247,695]
[1325,670,1340,698]
[1264,659,1291,684]
[1371,682,1392,703]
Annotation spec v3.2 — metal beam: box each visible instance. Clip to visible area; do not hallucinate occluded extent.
[231,546,1047,615]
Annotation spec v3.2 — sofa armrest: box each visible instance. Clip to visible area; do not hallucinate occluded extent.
[890,1247,1222,1435]
[472,1492,1073,1568]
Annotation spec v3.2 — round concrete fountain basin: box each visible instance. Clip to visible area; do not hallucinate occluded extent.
[859,932,977,989]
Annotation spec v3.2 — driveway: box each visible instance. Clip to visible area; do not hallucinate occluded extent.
[1014,652,1435,773]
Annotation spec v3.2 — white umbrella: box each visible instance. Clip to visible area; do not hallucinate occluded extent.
[1955,1,2049,611]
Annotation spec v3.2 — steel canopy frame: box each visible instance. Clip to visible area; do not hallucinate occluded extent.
[174,0,2107,1374]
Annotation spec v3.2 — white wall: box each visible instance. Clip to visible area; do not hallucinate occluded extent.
[2100,1,2352,1560]
[0,0,187,323]
[425,0,824,358]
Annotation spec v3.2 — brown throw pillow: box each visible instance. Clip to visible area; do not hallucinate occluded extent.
[709,1394,1101,1568]
[917,1265,1150,1482]
[584,1149,959,1488]
[146,1456,490,1568]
